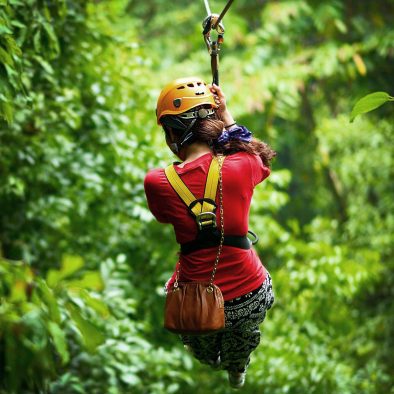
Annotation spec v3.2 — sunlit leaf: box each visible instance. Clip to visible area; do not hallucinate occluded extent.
[48,321,69,364]
[0,99,13,123]
[79,289,110,317]
[0,46,14,66]
[66,302,105,353]
[46,255,84,287]
[352,53,367,76]
[0,25,13,35]
[66,271,104,291]
[350,91,392,122]
[10,280,27,302]
[60,255,84,277]
[36,278,61,323]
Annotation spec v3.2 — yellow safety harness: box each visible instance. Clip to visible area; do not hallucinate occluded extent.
[164,155,257,255]
[165,156,222,231]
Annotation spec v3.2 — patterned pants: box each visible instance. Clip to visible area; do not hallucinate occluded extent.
[181,272,274,372]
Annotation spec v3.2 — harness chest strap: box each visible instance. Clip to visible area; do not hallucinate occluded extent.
[165,156,221,227]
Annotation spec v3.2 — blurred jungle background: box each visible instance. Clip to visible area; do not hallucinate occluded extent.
[1,0,393,393]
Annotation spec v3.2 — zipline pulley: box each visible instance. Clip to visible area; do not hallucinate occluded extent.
[202,0,235,86]
[202,14,225,86]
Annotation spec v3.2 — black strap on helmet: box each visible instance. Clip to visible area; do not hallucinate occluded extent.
[161,106,216,149]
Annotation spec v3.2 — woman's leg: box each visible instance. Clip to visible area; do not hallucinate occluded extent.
[181,332,222,367]
[221,272,275,372]
[180,273,274,372]
[219,328,260,372]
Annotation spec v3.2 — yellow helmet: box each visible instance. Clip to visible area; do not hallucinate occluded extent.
[156,76,217,125]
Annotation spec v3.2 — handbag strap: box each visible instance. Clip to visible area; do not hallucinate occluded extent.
[208,154,225,288]
[173,155,225,290]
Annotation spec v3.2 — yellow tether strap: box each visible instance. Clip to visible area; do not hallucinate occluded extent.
[164,156,223,217]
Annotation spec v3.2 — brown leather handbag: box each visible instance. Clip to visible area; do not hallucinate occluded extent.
[164,156,226,335]
[164,282,225,335]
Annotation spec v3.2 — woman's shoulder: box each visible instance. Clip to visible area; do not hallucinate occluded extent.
[225,152,270,184]
[144,167,165,190]
[225,151,262,166]
[226,151,257,158]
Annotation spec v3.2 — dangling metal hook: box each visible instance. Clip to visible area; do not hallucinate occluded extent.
[202,14,225,55]
[202,14,225,85]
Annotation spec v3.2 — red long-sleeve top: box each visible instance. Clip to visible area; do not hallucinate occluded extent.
[144,151,270,301]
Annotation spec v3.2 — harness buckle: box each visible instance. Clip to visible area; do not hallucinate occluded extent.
[195,212,217,231]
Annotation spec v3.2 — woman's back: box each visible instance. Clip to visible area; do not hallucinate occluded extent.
[144,151,270,300]
[144,151,269,241]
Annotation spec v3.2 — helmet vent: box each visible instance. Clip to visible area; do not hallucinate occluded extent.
[187,83,194,87]
[177,86,185,90]
[173,98,182,108]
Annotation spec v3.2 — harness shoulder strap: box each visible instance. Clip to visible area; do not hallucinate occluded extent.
[164,164,200,215]
[202,155,221,213]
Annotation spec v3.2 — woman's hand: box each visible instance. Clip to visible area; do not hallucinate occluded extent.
[209,84,236,128]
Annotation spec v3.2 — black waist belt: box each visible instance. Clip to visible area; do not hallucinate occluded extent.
[180,235,251,255]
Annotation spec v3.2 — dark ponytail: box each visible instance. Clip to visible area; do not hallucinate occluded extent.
[186,118,276,168]
[164,112,276,167]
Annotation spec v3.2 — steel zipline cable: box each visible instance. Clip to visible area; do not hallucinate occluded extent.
[203,0,212,16]
[204,0,234,20]
[213,0,235,29]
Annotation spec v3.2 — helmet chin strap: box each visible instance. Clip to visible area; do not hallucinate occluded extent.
[165,121,196,155]
[165,118,198,154]
[178,118,197,148]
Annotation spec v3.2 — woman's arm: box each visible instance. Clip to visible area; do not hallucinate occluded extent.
[209,84,236,128]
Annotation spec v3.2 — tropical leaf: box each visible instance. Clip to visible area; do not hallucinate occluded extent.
[0,46,13,66]
[48,321,70,364]
[0,99,13,123]
[36,278,61,323]
[66,271,104,291]
[66,302,105,353]
[46,255,84,287]
[42,21,60,56]
[350,91,393,122]
[78,289,110,317]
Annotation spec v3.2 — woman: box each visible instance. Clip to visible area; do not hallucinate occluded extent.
[144,77,275,389]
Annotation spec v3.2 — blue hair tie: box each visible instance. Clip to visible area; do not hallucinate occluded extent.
[217,125,252,144]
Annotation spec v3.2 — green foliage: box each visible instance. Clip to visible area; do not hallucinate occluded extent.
[0,0,393,393]
[0,256,106,393]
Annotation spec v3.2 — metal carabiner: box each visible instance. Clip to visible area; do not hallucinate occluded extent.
[247,230,259,245]
[211,14,225,35]
[202,14,225,55]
